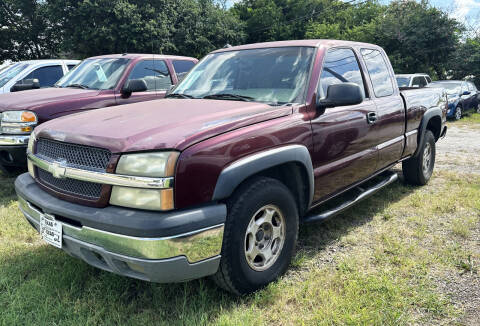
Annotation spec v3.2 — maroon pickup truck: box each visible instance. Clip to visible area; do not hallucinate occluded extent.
[0,54,197,173]
[15,40,447,294]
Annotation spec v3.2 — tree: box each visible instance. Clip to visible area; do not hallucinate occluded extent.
[374,0,462,79]
[450,37,480,86]
[47,0,244,59]
[0,0,62,62]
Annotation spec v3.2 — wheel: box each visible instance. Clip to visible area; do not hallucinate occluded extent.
[476,104,480,114]
[455,105,462,120]
[212,177,299,295]
[402,130,436,186]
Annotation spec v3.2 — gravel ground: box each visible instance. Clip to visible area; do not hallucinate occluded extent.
[436,124,480,174]
[435,123,480,325]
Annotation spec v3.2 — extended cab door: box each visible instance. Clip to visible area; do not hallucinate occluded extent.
[116,59,173,105]
[310,47,379,201]
[360,48,406,171]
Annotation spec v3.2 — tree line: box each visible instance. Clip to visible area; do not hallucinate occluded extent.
[1,0,479,85]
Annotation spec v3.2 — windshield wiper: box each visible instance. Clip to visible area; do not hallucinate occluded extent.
[203,93,254,101]
[65,83,89,89]
[166,93,196,99]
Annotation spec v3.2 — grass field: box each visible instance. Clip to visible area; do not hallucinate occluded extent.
[0,119,479,325]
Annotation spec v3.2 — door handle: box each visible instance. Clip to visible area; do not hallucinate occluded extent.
[366,111,377,124]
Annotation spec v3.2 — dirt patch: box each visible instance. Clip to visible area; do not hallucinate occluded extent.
[436,125,480,174]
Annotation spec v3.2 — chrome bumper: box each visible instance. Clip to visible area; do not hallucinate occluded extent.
[18,195,224,263]
[0,135,29,146]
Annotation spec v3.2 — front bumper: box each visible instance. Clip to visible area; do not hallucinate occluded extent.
[15,173,226,283]
[0,135,29,166]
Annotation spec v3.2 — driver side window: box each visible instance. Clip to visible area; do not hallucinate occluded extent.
[319,48,366,99]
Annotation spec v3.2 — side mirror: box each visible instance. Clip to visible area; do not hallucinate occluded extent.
[462,90,471,96]
[317,83,364,111]
[121,79,148,97]
[10,79,40,92]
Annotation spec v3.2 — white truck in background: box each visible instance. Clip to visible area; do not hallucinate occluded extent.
[0,60,80,94]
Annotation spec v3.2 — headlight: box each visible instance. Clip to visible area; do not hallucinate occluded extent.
[110,187,174,211]
[27,132,36,177]
[111,151,179,210]
[0,110,37,134]
[116,152,178,177]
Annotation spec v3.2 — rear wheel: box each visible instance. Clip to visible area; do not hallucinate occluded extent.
[213,177,299,295]
[455,105,462,120]
[402,130,436,186]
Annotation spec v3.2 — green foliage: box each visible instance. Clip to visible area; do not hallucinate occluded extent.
[373,0,462,79]
[0,0,63,61]
[450,37,480,86]
[0,0,477,84]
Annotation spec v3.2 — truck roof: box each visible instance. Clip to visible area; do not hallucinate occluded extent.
[212,39,383,53]
[87,53,198,61]
[9,59,80,65]
[396,73,429,77]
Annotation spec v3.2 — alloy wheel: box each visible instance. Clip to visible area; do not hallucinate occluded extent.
[244,205,286,271]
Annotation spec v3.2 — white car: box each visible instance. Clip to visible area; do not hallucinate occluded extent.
[395,73,432,88]
[0,59,80,94]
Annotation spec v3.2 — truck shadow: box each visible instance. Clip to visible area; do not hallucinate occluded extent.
[0,171,19,206]
[0,171,417,324]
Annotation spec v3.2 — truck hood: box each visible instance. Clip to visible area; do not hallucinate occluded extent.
[0,87,100,111]
[36,99,291,152]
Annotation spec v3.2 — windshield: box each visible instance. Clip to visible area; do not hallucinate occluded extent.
[56,58,130,90]
[396,77,411,87]
[171,47,315,105]
[0,63,29,88]
[427,82,462,95]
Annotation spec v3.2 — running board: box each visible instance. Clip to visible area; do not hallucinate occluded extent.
[303,172,399,224]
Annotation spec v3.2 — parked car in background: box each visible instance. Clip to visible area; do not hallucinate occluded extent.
[426,80,479,120]
[0,54,197,173]
[15,40,446,294]
[395,73,432,88]
[0,60,80,94]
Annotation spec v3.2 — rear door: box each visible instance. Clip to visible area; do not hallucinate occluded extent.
[360,48,405,170]
[467,82,479,111]
[310,47,378,201]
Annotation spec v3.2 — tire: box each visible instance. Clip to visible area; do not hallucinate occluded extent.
[454,105,462,120]
[402,130,436,186]
[212,177,299,295]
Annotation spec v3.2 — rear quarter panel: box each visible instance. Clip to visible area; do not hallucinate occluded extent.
[400,87,447,156]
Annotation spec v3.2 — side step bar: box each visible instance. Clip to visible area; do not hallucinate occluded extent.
[303,172,399,224]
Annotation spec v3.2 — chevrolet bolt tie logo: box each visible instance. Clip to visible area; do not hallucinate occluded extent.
[49,160,67,179]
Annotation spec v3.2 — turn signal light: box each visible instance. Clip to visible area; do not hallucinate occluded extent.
[21,112,36,122]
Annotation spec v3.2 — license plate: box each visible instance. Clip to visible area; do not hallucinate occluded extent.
[40,213,62,248]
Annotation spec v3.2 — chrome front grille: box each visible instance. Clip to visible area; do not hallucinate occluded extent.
[36,138,111,172]
[35,138,111,200]
[37,169,103,199]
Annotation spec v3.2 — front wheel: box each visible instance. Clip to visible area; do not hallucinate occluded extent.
[455,105,462,120]
[402,130,436,186]
[212,177,299,295]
